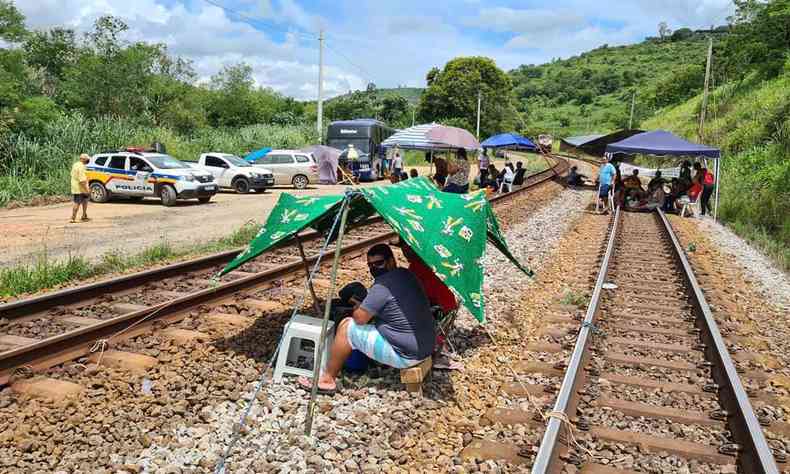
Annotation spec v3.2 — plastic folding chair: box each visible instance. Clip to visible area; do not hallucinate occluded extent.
[679,194,700,217]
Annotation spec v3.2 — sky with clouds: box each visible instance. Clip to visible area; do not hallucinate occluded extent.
[16,0,734,100]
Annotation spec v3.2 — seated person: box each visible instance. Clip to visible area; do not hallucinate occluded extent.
[299,244,435,394]
[622,169,646,200]
[622,169,643,191]
[409,168,419,179]
[512,161,526,185]
[499,163,515,191]
[432,156,448,187]
[567,166,587,186]
[486,164,499,190]
[647,171,665,192]
[628,186,665,212]
[396,239,458,314]
[664,178,681,212]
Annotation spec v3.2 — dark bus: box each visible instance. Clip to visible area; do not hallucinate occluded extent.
[326,119,397,181]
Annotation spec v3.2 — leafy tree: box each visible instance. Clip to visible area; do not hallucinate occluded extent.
[378,95,409,126]
[417,56,521,137]
[24,28,78,96]
[671,28,694,41]
[206,63,259,128]
[0,49,30,108]
[658,22,672,40]
[12,96,62,136]
[58,16,165,118]
[0,0,26,43]
[721,0,790,78]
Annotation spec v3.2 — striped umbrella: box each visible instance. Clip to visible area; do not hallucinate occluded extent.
[382,123,480,150]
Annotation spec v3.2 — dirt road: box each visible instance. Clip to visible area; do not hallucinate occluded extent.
[0,183,380,268]
[0,158,527,268]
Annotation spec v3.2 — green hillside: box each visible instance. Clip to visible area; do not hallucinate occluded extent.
[643,70,790,269]
[510,34,720,138]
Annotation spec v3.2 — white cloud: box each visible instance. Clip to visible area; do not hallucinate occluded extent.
[14,0,736,100]
[15,0,356,100]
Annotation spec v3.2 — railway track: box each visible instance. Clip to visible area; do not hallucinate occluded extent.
[529,209,780,473]
[0,156,568,386]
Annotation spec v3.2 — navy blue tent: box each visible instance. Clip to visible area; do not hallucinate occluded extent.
[606,130,723,220]
[481,133,537,150]
[605,130,720,159]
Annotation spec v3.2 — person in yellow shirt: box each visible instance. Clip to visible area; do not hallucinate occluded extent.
[70,154,91,223]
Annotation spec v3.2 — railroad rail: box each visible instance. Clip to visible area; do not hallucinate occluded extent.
[0,155,569,385]
[531,208,779,473]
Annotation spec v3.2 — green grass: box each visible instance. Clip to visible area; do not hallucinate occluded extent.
[0,221,262,298]
[560,290,589,307]
[642,70,790,272]
[0,114,318,206]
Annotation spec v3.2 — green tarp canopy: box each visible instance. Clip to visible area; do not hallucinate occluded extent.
[219,177,532,322]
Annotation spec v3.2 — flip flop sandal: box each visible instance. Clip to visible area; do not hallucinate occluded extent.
[69,219,78,224]
[296,375,338,396]
[81,217,91,222]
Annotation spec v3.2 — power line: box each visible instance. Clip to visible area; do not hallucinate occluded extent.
[324,41,375,85]
[202,0,317,41]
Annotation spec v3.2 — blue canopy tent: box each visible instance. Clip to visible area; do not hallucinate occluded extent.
[605,130,722,219]
[243,147,272,163]
[481,133,537,151]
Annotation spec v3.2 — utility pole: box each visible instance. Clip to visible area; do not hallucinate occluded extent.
[698,37,713,141]
[317,29,325,141]
[411,105,415,127]
[628,90,636,129]
[476,90,482,139]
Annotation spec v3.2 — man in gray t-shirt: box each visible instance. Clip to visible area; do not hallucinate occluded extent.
[299,244,435,394]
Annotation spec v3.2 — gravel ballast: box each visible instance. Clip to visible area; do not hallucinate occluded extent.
[130,185,596,473]
[692,217,789,311]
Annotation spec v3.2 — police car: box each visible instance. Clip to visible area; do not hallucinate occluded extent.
[87,148,218,206]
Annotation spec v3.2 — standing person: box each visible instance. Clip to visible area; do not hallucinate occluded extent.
[70,153,91,223]
[346,144,360,181]
[392,148,403,178]
[700,165,715,216]
[478,149,490,190]
[679,160,692,187]
[443,148,470,194]
[597,156,617,213]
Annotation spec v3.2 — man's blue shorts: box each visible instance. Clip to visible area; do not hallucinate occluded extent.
[598,183,610,198]
[346,320,420,369]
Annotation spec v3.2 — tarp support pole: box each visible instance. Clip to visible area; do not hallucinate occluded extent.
[295,234,322,317]
[713,157,721,221]
[304,196,351,436]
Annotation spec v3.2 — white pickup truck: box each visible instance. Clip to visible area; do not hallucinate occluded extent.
[189,153,275,193]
